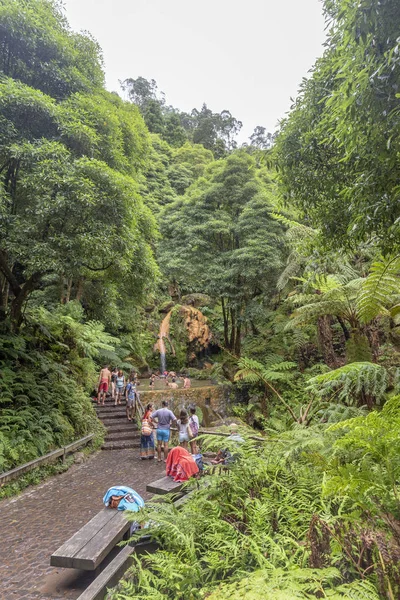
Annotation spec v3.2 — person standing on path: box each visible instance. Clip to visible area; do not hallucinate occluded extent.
[115,370,125,405]
[111,367,118,401]
[125,377,137,421]
[97,365,111,405]
[151,400,177,462]
[183,376,191,389]
[140,403,155,460]
[189,405,200,453]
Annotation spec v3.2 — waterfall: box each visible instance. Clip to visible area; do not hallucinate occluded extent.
[160,351,166,374]
[156,311,172,373]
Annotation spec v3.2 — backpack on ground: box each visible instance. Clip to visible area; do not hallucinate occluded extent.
[193,453,204,471]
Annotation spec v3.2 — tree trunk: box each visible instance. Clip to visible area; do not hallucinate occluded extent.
[221,298,229,348]
[365,320,380,362]
[337,316,350,341]
[10,273,41,330]
[0,273,8,321]
[317,315,337,367]
[234,322,241,356]
[75,277,84,302]
[65,278,73,303]
[229,308,236,350]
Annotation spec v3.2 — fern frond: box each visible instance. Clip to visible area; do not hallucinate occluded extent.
[358,255,400,323]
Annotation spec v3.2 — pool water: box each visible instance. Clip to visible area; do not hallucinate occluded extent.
[137,378,213,392]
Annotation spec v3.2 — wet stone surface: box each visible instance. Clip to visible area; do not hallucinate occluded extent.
[0,449,164,600]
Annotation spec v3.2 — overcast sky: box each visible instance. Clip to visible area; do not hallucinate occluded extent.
[62,0,327,142]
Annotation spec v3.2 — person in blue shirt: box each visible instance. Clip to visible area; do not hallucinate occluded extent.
[151,400,177,462]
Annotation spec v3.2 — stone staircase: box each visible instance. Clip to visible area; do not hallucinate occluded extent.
[95,402,140,450]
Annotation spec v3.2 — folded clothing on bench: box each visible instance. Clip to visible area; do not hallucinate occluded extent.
[103,486,145,511]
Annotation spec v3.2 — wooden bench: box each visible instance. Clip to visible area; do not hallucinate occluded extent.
[51,508,132,571]
[76,545,135,600]
[146,475,184,495]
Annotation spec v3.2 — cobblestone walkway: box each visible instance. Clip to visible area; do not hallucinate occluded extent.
[0,450,165,600]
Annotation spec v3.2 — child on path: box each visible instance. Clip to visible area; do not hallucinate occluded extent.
[189,405,200,453]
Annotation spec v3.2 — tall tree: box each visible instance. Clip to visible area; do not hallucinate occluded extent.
[0,2,158,329]
[275,0,400,252]
[159,152,286,354]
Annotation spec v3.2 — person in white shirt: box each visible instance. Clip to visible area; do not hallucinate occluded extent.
[189,405,200,453]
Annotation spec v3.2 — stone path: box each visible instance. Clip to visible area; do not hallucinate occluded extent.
[0,449,165,600]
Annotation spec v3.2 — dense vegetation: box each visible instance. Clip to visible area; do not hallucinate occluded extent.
[1,0,400,597]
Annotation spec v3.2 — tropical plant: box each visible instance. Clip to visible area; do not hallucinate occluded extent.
[306,361,398,409]
[234,356,309,423]
[358,255,400,324]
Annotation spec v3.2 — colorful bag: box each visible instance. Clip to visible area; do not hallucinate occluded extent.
[189,416,199,437]
[187,422,194,439]
[110,495,123,509]
[141,418,152,436]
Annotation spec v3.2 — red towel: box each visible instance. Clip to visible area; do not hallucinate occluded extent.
[166,447,199,482]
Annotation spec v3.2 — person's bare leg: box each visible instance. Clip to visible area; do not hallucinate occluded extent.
[163,441,169,461]
[157,440,162,462]
[181,440,188,450]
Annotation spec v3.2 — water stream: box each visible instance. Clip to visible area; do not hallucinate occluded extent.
[156,311,173,372]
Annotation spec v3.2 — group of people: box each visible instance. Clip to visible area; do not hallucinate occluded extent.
[149,372,191,389]
[97,365,140,421]
[140,400,199,462]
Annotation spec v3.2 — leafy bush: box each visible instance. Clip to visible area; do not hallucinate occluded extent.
[109,401,400,599]
[0,305,107,472]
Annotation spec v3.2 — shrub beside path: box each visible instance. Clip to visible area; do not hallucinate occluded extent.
[0,449,164,600]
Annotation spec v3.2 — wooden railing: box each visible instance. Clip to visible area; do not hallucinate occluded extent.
[0,433,95,485]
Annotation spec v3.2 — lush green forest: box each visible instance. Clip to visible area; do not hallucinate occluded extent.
[1,0,400,597]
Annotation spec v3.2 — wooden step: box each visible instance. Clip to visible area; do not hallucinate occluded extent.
[100,415,130,424]
[105,423,138,433]
[96,407,127,416]
[105,431,140,442]
[102,440,140,450]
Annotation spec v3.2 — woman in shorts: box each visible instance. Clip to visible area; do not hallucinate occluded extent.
[115,370,125,405]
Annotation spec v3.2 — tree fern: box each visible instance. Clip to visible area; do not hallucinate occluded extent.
[358,255,400,323]
[306,362,389,407]
[235,356,299,422]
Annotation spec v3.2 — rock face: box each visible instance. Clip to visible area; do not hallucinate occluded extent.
[154,304,212,368]
[180,305,211,349]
